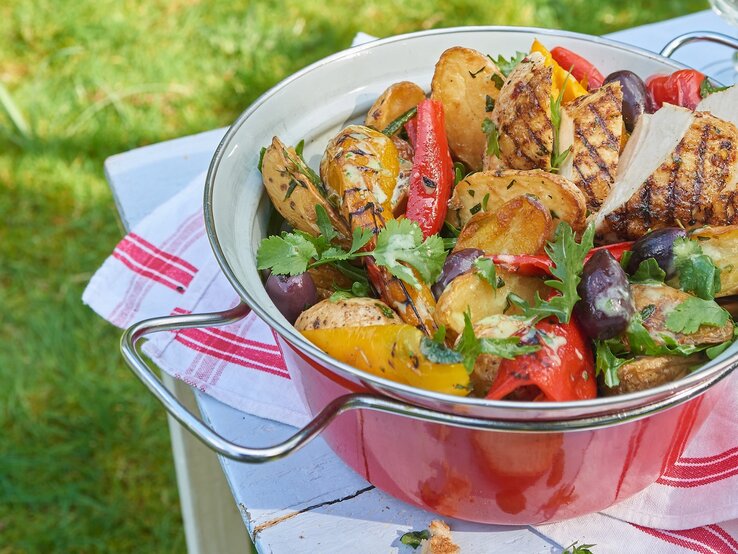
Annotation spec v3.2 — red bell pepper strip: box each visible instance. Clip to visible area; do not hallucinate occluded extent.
[405,117,418,149]
[646,69,705,110]
[490,242,633,277]
[405,99,455,238]
[486,316,596,402]
[550,46,605,90]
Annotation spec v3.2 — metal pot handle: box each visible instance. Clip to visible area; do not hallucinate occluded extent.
[121,303,737,462]
[661,31,738,58]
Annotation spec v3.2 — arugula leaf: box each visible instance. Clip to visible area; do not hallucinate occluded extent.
[373,219,446,287]
[700,78,729,98]
[474,257,504,291]
[488,51,526,77]
[630,258,666,283]
[673,237,721,300]
[256,233,317,276]
[400,530,430,549]
[510,222,595,324]
[594,340,631,387]
[382,106,417,136]
[455,311,540,373]
[482,118,500,157]
[550,76,570,171]
[420,337,464,364]
[665,297,729,335]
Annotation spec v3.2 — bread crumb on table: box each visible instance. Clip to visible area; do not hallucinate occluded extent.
[420,520,461,554]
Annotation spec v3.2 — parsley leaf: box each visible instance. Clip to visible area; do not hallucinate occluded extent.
[256,233,317,276]
[665,297,729,335]
[700,78,729,98]
[630,258,666,283]
[673,237,721,300]
[400,530,430,549]
[510,222,595,324]
[488,51,527,77]
[482,118,500,157]
[455,311,540,373]
[373,219,446,288]
[474,257,504,291]
[594,339,631,387]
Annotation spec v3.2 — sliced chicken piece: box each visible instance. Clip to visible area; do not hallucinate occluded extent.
[489,52,554,171]
[594,105,695,239]
[559,81,624,212]
[597,107,738,239]
[696,84,738,127]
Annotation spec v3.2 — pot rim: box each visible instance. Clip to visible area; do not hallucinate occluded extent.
[204,25,738,418]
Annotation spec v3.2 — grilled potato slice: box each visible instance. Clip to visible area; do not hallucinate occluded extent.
[600,355,703,396]
[691,225,738,297]
[454,195,552,254]
[434,271,547,339]
[632,283,734,345]
[431,47,503,170]
[448,169,587,230]
[365,81,426,132]
[261,136,350,241]
[295,297,399,331]
[488,52,554,171]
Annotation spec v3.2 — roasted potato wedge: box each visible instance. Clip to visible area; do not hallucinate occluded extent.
[632,283,734,345]
[600,355,702,396]
[261,136,351,241]
[434,271,548,339]
[431,47,504,170]
[454,195,553,254]
[306,265,354,300]
[691,225,738,297]
[365,81,426,132]
[448,169,587,230]
[295,297,399,331]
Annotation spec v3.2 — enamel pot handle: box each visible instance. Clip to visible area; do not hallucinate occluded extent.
[661,31,738,58]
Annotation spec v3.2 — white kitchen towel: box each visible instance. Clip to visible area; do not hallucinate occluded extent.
[84,19,738,552]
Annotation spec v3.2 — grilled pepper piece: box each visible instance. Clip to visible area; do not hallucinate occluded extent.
[530,40,589,103]
[302,325,470,395]
[550,46,605,90]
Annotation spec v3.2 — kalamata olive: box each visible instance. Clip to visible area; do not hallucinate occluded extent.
[431,248,484,300]
[265,272,318,324]
[603,70,648,132]
[575,250,635,340]
[626,227,687,279]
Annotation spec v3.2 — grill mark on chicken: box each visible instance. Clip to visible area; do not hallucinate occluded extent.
[665,142,683,222]
[689,124,711,225]
[518,80,550,156]
[575,128,613,182]
[573,163,598,207]
[587,102,619,149]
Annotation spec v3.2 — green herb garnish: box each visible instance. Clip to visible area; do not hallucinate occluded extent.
[673,237,721,300]
[629,258,666,283]
[485,94,495,112]
[563,541,596,554]
[550,75,571,171]
[474,257,504,291]
[491,73,505,89]
[488,51,527,77]
[400,530,430,549]
[700,78,729,98]
[381,106,418,136]
[482,118,500,157]
[594,339,631,388]
[258,146,267,172]
[665,296,729,335]
[420,336,464,364]
[453,162,466,186]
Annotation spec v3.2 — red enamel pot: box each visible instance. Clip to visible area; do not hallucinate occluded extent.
[121,27,738,524]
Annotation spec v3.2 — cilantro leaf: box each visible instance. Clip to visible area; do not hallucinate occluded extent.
[474,257,504,291]
[665,297,729,335]
[488,51,526,77]
[348,227,374,254]
[594,340,631,387]
[315,204,338,244]
[482,118,500,157]
[630,258,666,283]
[373,219,446,287]
[400,530,430,549]
[256,233,317,276]
[706,340,733,360]
[700,78,729,98]
[673,237,721,300]
[626,312,702,357]
[420,337,464,364]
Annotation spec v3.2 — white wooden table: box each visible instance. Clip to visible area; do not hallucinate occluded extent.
[105,11,737,553]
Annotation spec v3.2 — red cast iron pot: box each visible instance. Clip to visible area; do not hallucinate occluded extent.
[121,27,738,524]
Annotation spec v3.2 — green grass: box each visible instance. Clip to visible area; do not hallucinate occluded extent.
[0,0,707,551]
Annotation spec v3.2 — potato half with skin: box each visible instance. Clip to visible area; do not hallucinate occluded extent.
[431,47,504,170]
[434,271,548,339]
[632,283,734,346]
[454,195,553,254]
[691,225,738,297]
[365,81,426,132]
[600,355,703,396]
[295,297,399,331]
[261,136,350,241]
[448,169,587,230]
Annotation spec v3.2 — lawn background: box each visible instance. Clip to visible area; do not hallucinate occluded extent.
[0,0,707,551]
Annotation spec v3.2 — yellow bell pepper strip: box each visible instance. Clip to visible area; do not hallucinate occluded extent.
[530,40,588,103]
[302,324,470,395]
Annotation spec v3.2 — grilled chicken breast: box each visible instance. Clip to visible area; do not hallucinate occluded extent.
[488,52,554,171]
[596,106,738,239]
[697,84,738,127]
[559,81,624,212]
